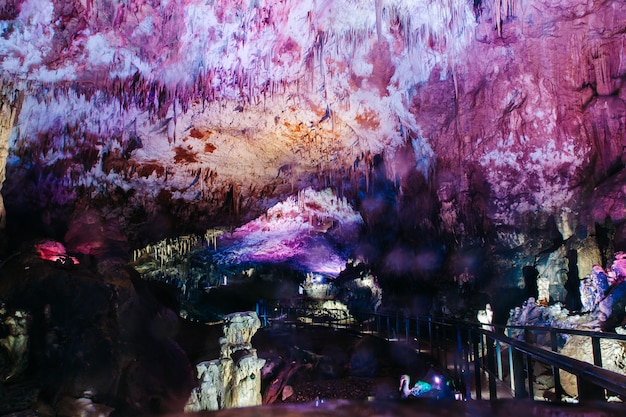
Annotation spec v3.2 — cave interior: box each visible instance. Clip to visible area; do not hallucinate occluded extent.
[0,0,625,415]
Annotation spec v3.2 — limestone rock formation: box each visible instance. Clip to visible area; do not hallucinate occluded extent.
[186,311,265,411]
[186,361,221,412]
[222,311,262,352]
[226,352,265,408]
[559,335,626,398]
[506,256,626,399]
[0,306,30,382]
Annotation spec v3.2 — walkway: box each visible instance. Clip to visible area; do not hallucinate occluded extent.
[256,302,626,403]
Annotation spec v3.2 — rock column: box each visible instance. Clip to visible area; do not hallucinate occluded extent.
[185,311,265,412]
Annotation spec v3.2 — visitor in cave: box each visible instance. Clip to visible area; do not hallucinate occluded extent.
[454,267,474,295]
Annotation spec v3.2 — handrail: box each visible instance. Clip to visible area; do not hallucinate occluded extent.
[482,325,626,398]
[494,322,626,341]
[256,302,626,403]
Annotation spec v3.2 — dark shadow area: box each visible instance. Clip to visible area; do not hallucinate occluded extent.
[565,249,582,312]
[522,266,539,300]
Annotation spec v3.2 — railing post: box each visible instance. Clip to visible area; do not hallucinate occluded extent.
[591,336,603,367]
[438,319,448,369]
[487,334,497,400]
[256,302,264,327]
[472,328,482,400]
[526,355,534,399]
[435,321,441,365]
[456,326,463,377]
[463,327,471,400]
[507,328,515,392]
[578,376,606,403]
[415,318,420,351]
[496,340,503,380]
[512,348,528,399]
[405,316,409,344]
[394,310,400,339]
[428,317,434,357]
[550,329,562,402]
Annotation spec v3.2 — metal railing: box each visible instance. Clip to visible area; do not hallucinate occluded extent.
[256,302,626,403]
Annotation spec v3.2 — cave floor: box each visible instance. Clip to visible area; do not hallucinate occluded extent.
[171,398,626,417]
[176,321,405,404]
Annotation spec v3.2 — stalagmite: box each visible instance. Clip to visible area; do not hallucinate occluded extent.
[185,312,265,412]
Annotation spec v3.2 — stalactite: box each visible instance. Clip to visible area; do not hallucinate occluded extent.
[134,235,201,266]
[506,0,514,17]
[364,151,371,193]
[452,64,459,100]
[492,0,515,37]
[204,229,224,250]
[374,0,383,42]
[496,0,502,37]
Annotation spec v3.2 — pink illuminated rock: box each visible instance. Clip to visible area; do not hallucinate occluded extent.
[34,240,79,265]
[215,188,363,276]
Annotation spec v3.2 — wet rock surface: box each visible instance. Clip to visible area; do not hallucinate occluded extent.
[172,398,626,417]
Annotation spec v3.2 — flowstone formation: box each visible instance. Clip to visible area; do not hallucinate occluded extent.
[185,311,265,411]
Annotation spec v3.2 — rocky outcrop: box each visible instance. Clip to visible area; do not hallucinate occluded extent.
[0,306,29,382]
[506,253,626,399]
[0,241,195,415]
[559,335,626,398]
[185,311,265,411]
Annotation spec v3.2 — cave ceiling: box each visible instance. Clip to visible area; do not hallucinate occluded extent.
[0,0,624,263]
